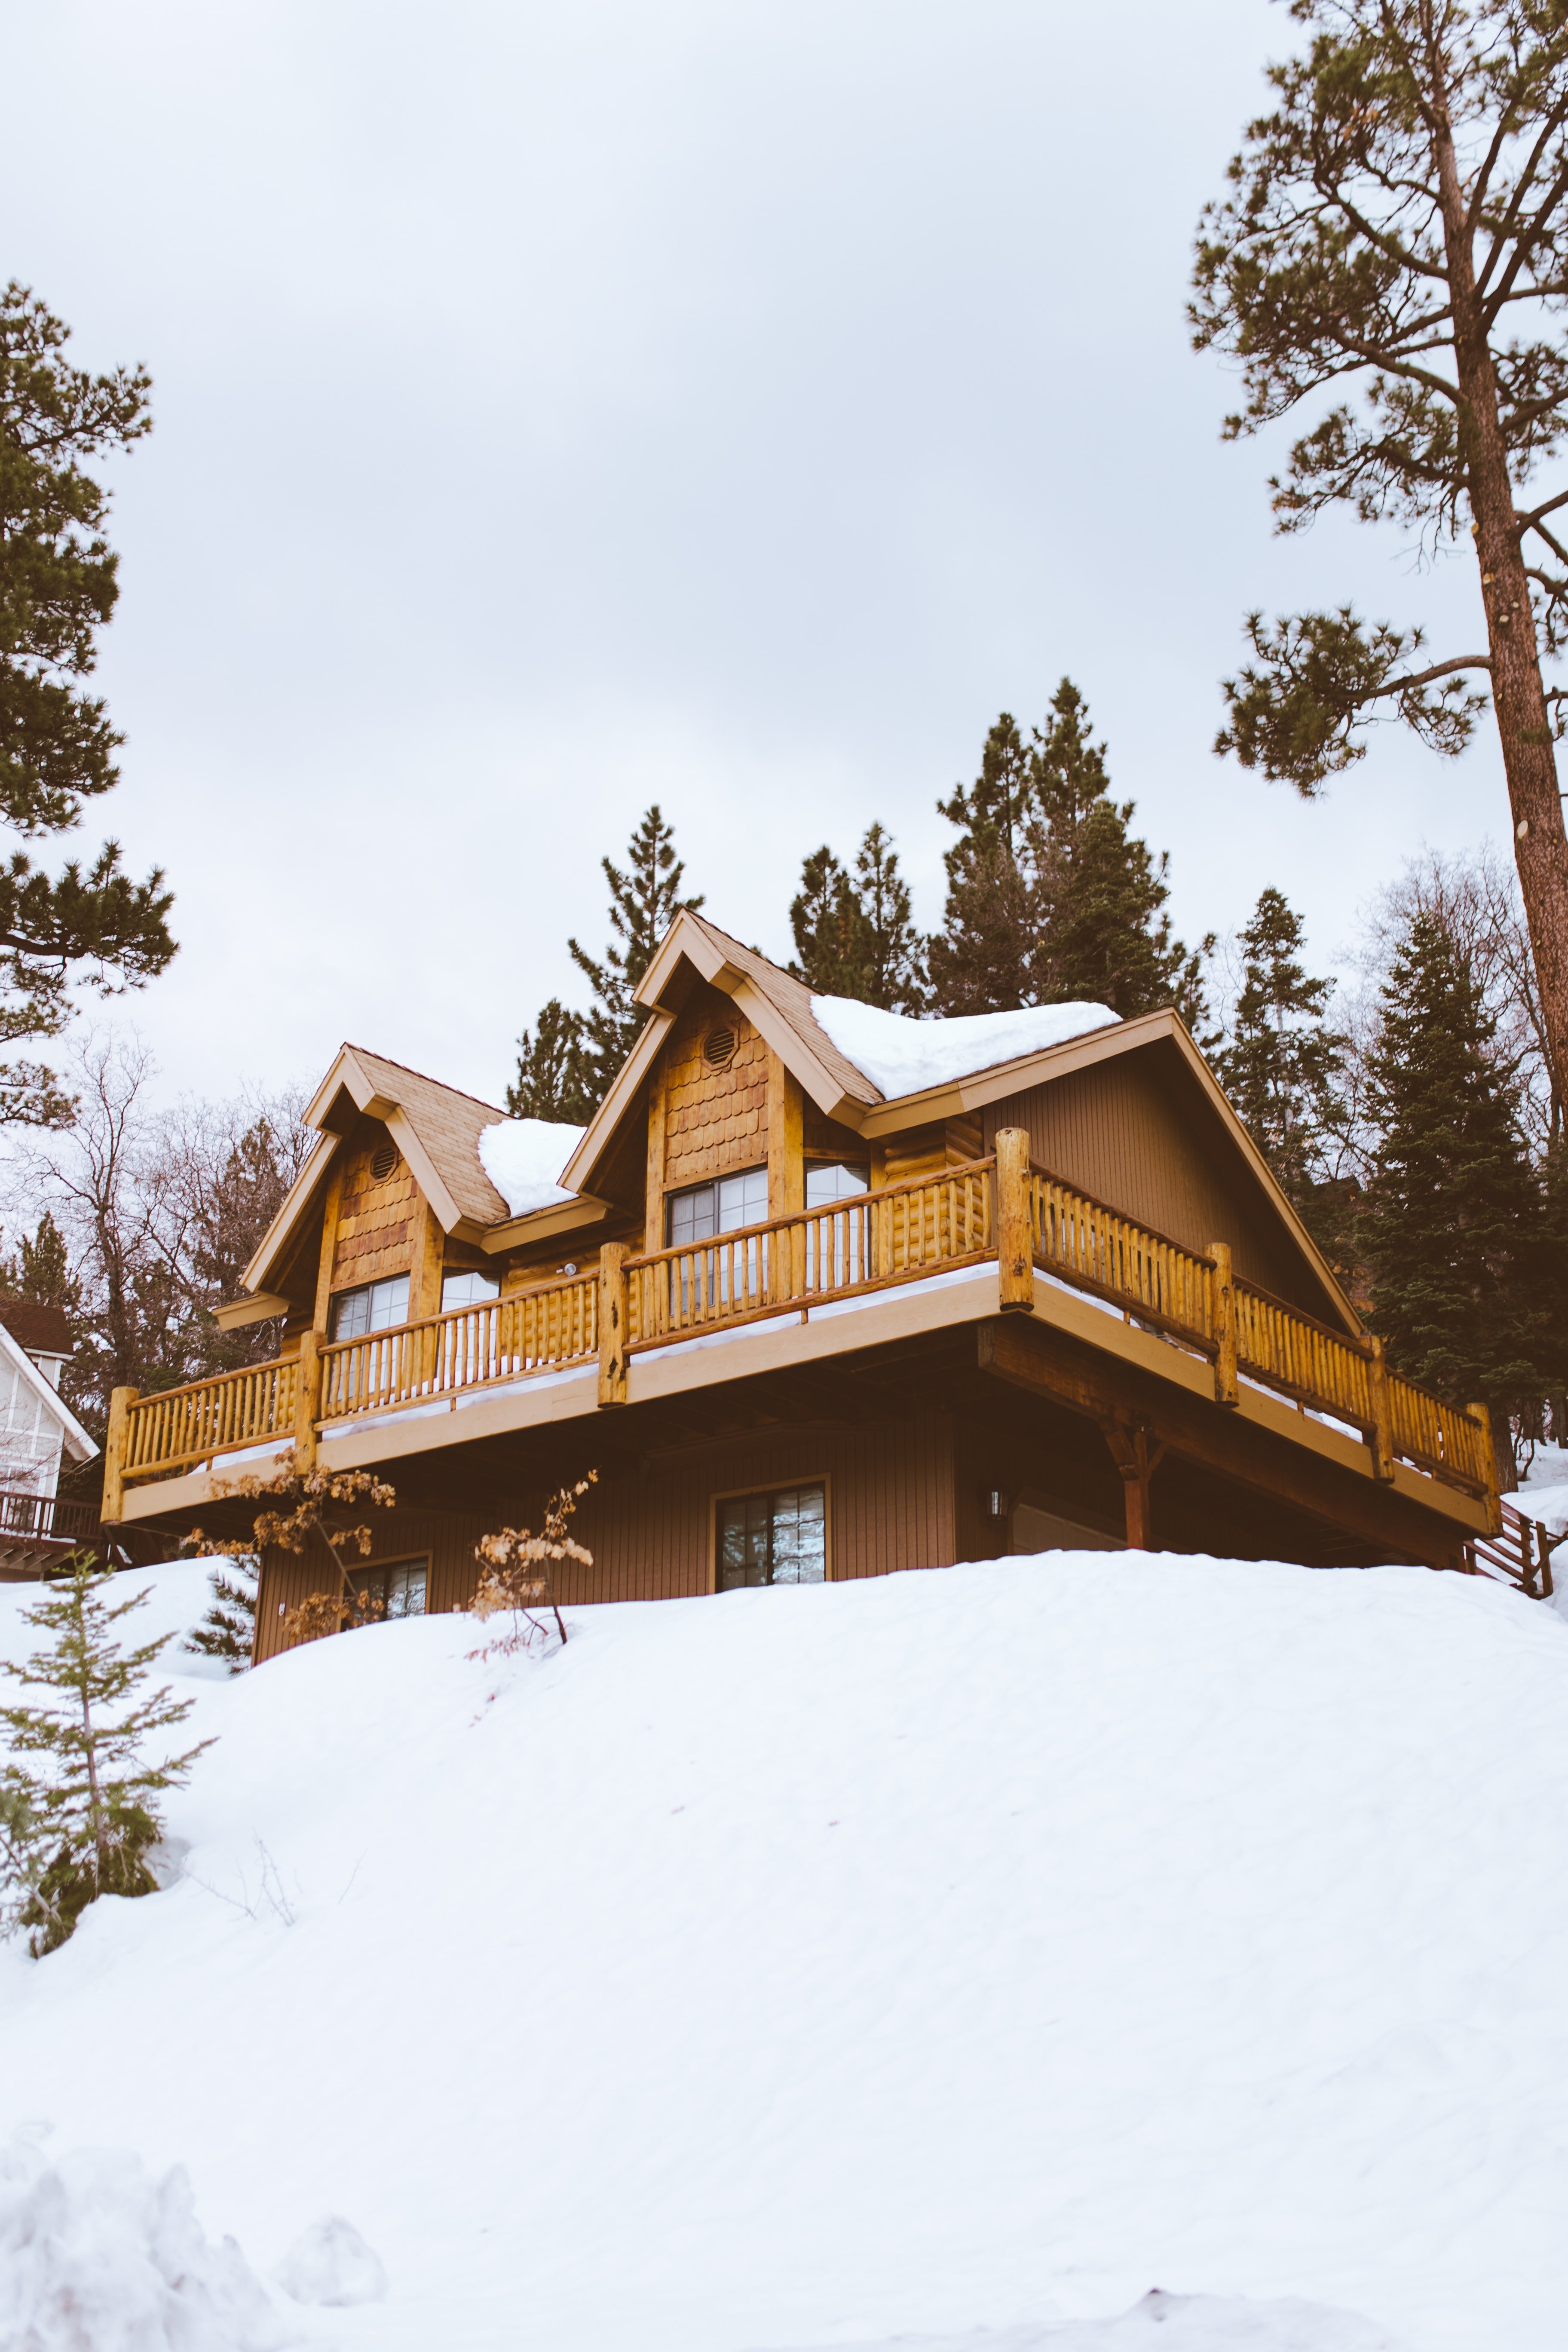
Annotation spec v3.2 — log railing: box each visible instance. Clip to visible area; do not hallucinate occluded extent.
[623,1161,994,1351]
[108,1134,1498,1521]
[318,1274,597,1424]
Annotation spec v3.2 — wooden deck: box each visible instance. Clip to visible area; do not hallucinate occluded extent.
[103,1138,1499,1537]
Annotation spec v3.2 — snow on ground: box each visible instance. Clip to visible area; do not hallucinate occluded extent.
[476,1115,585,1215]
[3,1551,1568,2350]
[1507,1438,1568,1544]
[809,997,1118,1097]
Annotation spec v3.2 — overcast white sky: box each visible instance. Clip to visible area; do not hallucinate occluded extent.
[3,0,1504,1112]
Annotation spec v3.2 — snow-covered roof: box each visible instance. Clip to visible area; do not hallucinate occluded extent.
[478,1118,588,1218]
[808,997,1119,1099]
[0,1317,96,1464]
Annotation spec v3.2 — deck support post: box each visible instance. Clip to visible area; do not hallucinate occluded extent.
[102,1386,138,1524]
[1366,1337,1396,1482]
[598,1244,629,1406]
[1468,1401,1504,1536]
[294,1332,322,1471]
[995,1128,1034,1312]
[1210,1242,1238,1406]
[1100,1418,1164,1551]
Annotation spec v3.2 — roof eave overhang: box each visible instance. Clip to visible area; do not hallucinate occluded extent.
[481,1197,611,1255]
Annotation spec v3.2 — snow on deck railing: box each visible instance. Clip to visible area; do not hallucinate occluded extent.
[106,1139,1496,1521]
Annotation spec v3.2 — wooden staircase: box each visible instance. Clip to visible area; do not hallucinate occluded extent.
[1468,1495,1559,1598]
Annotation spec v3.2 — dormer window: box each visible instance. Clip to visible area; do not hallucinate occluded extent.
[330,1275,410,1342]
[665,1167,769,1247]
[441,1269,501,1313]
[805,1161,869,1207]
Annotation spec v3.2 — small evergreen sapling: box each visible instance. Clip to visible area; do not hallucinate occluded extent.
[0,1556,211,1953]
[184,1553,257,1672]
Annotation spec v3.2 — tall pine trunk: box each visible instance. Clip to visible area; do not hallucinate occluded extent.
[1431,23,1568,1096]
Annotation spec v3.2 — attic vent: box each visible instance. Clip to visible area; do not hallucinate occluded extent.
[703,1024,737,1071]
[370,1142,397,1183]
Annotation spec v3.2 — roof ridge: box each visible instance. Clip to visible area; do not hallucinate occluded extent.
[340,1044,509,1121]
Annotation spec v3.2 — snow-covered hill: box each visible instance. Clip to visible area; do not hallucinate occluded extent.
[3,1551,1568,2351]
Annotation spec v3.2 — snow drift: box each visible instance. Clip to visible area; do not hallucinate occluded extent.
[477,1114,585,1214]
[3,1552,1568,2351]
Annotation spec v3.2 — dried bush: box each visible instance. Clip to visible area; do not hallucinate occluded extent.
[470,1471,597,1655]
[190,1450,396,1651]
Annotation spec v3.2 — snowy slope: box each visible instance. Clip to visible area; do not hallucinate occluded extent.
[3,1554,1568,2350]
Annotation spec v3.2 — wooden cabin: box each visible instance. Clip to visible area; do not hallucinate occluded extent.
[99,913,1503,1657]
[0,1302,100,1578]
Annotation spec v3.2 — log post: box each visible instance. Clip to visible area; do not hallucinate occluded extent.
[101,1385,138,1524]
[995,1128,1034,1312]
[294,1330,323,1471]
[598,1243,629,1406]
[1468,1401,1504,1537]
[1100,1418,1163,1550]
[1365,1336,1395,1482]
[1210,1242,1238,1407]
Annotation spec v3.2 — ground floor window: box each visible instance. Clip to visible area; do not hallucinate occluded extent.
[352,1555,429,1619]
[716,1483,826,1589]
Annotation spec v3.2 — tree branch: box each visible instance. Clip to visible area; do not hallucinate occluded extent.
[1360,654,1492,698]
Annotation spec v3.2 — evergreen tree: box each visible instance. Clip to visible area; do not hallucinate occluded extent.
[927,714,1037,1013]
[0,1210,79,1316]
[1,1556,210,1952]
[0,285,176,1124]
[789,845,861,998]
[1359,911,1548,1477]
[929,682,1207,1023]
[184,1553,257,1673]
[789,824,927,1012]
[1213,888,1344,1201]
[565,806,702,1104]
[506,998,594,1124]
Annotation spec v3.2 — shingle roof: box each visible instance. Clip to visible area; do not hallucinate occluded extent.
[341,1047,514,1225]
[0,1300,73,1359]
[681,914,885,1107]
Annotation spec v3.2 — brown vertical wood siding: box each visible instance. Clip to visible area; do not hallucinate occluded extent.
[251,1412,957,1660]
[984,1061,1315,1307]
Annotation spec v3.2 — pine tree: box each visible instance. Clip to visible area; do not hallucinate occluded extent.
[0,1210,80,1316]
[927,715,1037,1013]
[184,1553,257,1673]
[1,1556,211,1952]
[1213,889,1344,1200]
[0,286,176,1124]
[506,998,594,1124]
[789,825,927,1011]
[928,683,1207,1023]
[565,807,702,1104]
[1359,911,1548,1477]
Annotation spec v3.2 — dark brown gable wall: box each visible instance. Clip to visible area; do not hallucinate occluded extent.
[983,1048,1325,1312]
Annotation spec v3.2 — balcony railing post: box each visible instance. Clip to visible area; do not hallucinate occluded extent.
[1210,1243,1238,1406]
[1366,1336,1396,1482]
[1468,1401,1504,1536]
[102,1385,138,1522]
[995,1130,1034,1312]
[598,1243,629,1406]
[294,1332,323,1470]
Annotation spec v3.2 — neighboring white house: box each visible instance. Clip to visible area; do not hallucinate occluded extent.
[0,1305,98,1575]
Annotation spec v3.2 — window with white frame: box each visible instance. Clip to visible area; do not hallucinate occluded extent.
[805,1161,869,1207]
[441,1268,500,1313]
[330,1275,410,1341]
[665,1167,769,1246]
[716,1483,826,1590]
